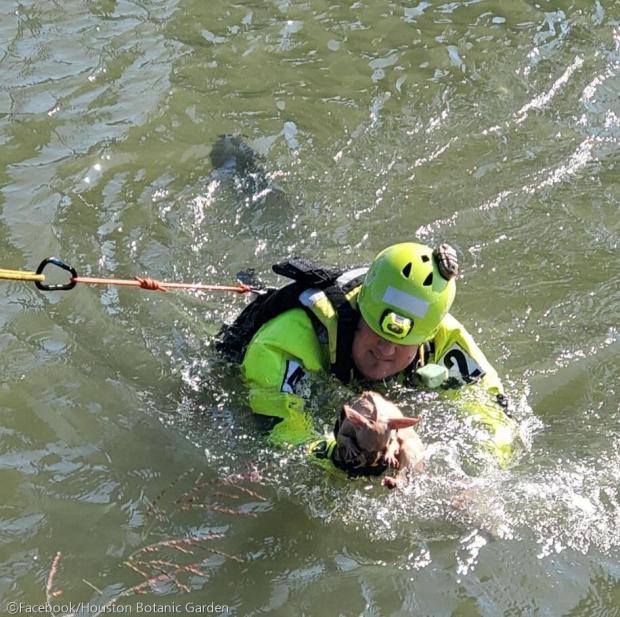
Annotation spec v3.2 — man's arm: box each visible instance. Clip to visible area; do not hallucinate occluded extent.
[432,314,504,395]
[431,314,517,465]
[241,308,329,445]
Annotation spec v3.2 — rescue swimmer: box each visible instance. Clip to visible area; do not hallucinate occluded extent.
[217,242,517,471]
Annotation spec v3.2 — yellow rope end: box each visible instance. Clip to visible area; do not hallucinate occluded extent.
[0,269,45,282]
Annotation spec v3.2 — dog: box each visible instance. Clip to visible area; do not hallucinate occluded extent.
[333,391,425,488]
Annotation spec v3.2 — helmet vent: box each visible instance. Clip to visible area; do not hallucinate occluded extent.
[401,262,412,278]
[421,255,430,263]
[423,272,433,286]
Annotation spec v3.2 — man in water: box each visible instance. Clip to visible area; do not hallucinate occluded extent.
[217,241,516,465]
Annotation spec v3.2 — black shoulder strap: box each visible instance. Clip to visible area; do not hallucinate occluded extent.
[322,270,367,384]
[325,283,359,383]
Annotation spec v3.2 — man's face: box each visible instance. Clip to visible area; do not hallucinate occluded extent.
[351,318,419,381]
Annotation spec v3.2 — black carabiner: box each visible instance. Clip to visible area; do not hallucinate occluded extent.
[35,257,78,291]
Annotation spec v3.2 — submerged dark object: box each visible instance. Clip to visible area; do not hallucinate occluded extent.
[209,134,289,210]
[210,134,263,177]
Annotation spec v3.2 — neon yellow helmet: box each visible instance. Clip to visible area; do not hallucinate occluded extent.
[357,242,458,345]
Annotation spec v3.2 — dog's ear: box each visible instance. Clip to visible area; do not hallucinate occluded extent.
[387,416,420,430]
[343,405,372,427]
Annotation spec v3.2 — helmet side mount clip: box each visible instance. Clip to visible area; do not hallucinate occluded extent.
[433,244,459,281]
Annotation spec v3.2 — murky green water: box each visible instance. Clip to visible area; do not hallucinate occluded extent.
[1,0,619,615]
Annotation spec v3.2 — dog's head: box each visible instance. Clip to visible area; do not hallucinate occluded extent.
[341,405,418,466]
[338,391,419,468]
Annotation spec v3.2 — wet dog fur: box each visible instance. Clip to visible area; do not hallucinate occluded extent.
[333,391,425,488]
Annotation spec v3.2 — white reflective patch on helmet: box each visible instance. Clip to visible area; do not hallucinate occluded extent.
[382,286,429,317]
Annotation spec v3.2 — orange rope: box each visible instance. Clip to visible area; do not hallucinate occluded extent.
[72,276,253,294]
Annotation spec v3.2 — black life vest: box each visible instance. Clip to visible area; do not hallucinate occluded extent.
[215,258,367,383]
